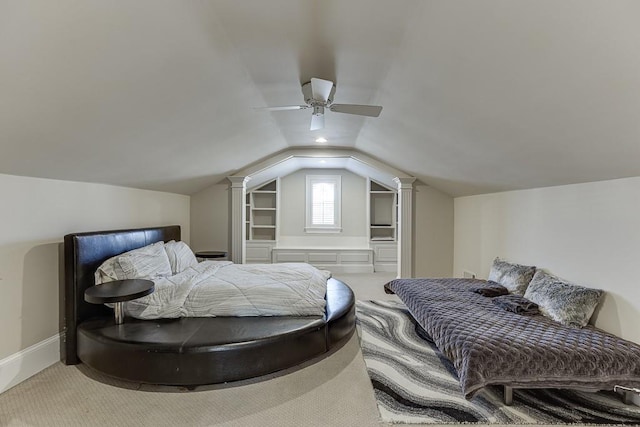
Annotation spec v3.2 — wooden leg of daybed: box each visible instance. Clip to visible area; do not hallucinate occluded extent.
[504,386,513,406]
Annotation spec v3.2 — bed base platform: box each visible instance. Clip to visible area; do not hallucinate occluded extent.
[502,385,635,406]
[64,225,356,386]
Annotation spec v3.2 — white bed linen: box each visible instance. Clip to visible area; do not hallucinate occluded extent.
[123,261,329,319]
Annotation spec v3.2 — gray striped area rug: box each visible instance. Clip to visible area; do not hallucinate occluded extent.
[356,300,640,424]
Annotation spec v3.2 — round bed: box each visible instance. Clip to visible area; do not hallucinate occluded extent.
[63,225,356,385]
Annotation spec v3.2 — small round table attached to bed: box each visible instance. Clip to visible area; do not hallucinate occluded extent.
[194,250,228,260]
[84,279,154,324]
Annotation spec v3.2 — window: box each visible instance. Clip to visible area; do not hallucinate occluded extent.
[305,175,341,233]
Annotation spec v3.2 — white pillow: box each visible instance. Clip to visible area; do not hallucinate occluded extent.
[163,240,198,274]
[95,241,172,284]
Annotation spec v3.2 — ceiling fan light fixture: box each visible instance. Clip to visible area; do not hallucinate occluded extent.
[258,77,382,131]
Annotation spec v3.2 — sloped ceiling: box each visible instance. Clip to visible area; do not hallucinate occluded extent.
[1,1,639,196]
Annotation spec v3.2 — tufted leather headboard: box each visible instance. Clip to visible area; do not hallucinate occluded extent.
[62,225,181,364]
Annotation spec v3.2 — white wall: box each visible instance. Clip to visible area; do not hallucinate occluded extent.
[454,176,640,343]
[0,173,190,361]
[278,169,368,248]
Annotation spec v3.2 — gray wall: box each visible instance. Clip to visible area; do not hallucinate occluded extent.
[190,183,229,253]
[279,169,367,245]
[0,173,190,360]
[413,183,454,277]
[190,172,455,277]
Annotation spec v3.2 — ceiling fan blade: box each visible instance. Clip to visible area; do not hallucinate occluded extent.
[329,104,382,117]
[256,105,309,111]
[310,78,334,103]
[310,113,325,131]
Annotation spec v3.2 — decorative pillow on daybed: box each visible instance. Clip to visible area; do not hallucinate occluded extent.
[487,257,536,295]
[95,241,172,284]
[523,269,604,328]
[164,240,198,274]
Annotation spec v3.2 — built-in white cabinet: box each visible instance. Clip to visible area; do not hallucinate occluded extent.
[271,248,374,273]
[369,180,397,242]
[246,241,276,264]
[246,179,278,241]
[371,241,398,272]
[242,176,398,273]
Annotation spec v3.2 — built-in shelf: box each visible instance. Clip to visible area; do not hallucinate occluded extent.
[246,179,278,241]
[369,180,397,242]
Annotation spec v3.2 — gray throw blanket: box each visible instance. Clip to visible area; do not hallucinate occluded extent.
[385,277,640,399]
[491,294,539,315]
[469,281,509,297]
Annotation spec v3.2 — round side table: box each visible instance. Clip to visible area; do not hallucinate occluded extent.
[195,251,228,260]
[84,279,154,324]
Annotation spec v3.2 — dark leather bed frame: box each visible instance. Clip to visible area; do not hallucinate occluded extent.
[63,225,356,385]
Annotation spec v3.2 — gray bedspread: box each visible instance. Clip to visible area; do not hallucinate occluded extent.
[385,277,640,399]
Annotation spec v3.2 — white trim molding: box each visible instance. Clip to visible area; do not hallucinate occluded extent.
[227,176,250,264]
[305,175,342,233]
[234,147,413,191]
[0,334,60,394]
[272,248,374,274]
[394,177,416,278]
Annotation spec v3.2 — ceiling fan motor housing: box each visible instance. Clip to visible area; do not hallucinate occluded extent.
[302,81,335,105]
[313,105,324,116]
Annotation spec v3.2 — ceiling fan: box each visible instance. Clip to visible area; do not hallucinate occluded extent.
[260,78,383,131]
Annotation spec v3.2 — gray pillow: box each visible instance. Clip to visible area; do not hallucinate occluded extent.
[523,270,604,328]
[487,257,536,295]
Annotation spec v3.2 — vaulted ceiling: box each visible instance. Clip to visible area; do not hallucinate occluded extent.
[2,1,640,196]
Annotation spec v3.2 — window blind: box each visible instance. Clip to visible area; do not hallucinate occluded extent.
[311,182,335,225]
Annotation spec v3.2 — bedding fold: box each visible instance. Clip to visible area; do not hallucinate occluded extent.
[469,282,509,297]
[491,294,539,315]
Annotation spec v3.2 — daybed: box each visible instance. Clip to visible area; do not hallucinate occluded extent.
[385,259,640,404]
[63,225,355,386]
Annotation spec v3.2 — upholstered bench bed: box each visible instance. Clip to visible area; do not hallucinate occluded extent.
[385,258,640,405]
[63,225,355,386]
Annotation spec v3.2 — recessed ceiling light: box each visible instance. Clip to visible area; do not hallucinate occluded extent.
[315,137,327,143]
[319,160,326,164]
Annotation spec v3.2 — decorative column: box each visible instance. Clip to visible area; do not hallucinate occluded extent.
[394,177,416,278]
[227,176,250,264]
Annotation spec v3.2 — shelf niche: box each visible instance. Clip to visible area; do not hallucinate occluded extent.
[246,179,278,241]
[369,180,397,242]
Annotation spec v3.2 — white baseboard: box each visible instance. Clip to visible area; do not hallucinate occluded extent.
[374,264,397,273]
[0,334,60,394]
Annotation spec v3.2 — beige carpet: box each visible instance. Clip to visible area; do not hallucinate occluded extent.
[0,273,399,427]
[1,334,379,427]
[0,273,563,426]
